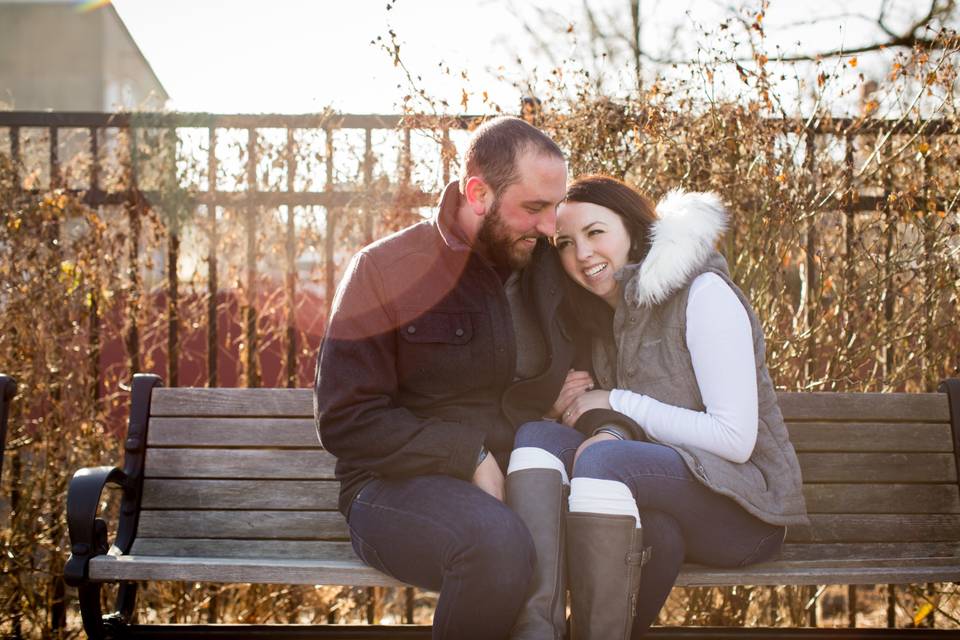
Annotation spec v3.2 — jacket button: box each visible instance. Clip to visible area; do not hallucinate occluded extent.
[406,325,416,334]
[455,328,464,337]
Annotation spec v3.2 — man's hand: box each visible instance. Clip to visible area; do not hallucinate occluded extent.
[472,453,505,501]
[546,369,595,421]
[573,431,620,467]
[561,389,613,427]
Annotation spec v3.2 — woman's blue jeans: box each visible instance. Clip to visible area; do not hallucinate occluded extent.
[515,420,785,637]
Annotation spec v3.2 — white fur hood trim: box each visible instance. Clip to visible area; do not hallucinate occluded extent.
[625,189,728,307]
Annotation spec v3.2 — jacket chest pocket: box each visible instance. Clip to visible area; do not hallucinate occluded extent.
[397,311,477,393]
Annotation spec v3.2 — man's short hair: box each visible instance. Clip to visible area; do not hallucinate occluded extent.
[459,116,564,199]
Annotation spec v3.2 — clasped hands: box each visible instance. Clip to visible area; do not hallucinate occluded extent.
[549,369,618,466]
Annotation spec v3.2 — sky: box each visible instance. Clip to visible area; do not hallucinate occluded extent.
[109,0,946,115]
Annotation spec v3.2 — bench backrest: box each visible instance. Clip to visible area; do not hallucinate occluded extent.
[130,386,958,565]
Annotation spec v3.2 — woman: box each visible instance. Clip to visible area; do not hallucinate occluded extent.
[505,176,808,640]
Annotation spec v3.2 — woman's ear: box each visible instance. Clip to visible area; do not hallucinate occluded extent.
[464,176,491,216]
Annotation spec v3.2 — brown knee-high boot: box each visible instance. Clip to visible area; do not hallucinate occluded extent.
[507,468,568,639]
[566,512,647,640]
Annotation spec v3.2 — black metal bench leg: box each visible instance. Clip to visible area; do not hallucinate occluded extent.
[78,582,108,640]
[78,581,139,639]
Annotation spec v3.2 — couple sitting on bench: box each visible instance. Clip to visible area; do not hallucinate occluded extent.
[315,115,808,640]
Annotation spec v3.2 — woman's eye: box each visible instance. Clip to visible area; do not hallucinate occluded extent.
[556,239,571,250]
[587,229,604,237]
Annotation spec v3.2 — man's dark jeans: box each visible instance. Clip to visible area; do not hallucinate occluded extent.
[347,474,535,640]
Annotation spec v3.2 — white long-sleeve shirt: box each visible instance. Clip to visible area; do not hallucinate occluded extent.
[608,272,759,464]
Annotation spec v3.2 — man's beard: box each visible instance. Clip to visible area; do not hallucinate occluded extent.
[477,199,537,271]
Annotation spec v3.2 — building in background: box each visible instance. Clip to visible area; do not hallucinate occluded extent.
[0,0,168,110]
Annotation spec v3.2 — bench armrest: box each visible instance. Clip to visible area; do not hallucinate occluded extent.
[64,465,130,586]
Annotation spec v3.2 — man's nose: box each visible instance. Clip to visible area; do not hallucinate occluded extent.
[535,210,557,237]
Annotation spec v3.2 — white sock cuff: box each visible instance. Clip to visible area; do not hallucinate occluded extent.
[569,477,641,528]
[507,447,569,485]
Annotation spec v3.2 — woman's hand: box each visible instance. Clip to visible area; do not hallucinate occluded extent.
[561,389,613,427]
[573,431,620,467]
[546,369,595,421]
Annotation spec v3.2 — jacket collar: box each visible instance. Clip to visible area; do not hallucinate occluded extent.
[620,189,728,308]
[435,181,473,252]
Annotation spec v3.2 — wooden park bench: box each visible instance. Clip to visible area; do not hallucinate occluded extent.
[65,373,960,639]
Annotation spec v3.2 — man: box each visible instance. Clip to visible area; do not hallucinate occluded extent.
[315,116,584,639]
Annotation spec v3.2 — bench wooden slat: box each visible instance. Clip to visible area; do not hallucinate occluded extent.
[142,479,959,514]
[145,449,337,479]
[148,418,320,448]
[136,510,350,540]
[141,479,340,510]
[129,538,359,561]
[89,554,405,587]
[89,553,960,588]
[149,388,951,422]
[796,452,957,482]
[777,391,949,422]
[674,560,960,587]
[787,514,960,543]
[803,483,960,514]
[151,388,313,417]
[778,541,960,562]
[787,422,954,452]
[147,417,956,453]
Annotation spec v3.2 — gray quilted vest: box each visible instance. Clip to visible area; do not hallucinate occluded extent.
[592,250,809,527]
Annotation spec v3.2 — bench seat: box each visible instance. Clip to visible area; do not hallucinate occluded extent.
[90,549,960,588]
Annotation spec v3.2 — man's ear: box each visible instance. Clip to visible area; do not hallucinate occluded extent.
[464,176,491,217]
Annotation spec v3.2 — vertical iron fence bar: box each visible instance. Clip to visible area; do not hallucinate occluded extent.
[89,127,101,412]
[285,128,297,388]
[887,584,897,628]
[881,136,896,390]
[127,127,141,376]
[803,130,818,386]
[324,128,336,320]
[836,133,856,392]
[403,126,412,186]
[405,588,415,624]
[49,126,60,189]
[843,133,856,320]
[244,127,259,387]
[847,584,857,627]
[166,129,180,387]
[10,126,20,188]
[363,128,374,245]
[207,127,218,388]
[921,148,937,392]
[442,126,451,185]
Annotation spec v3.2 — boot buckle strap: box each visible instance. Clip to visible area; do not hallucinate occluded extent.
[626,547,652,566]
